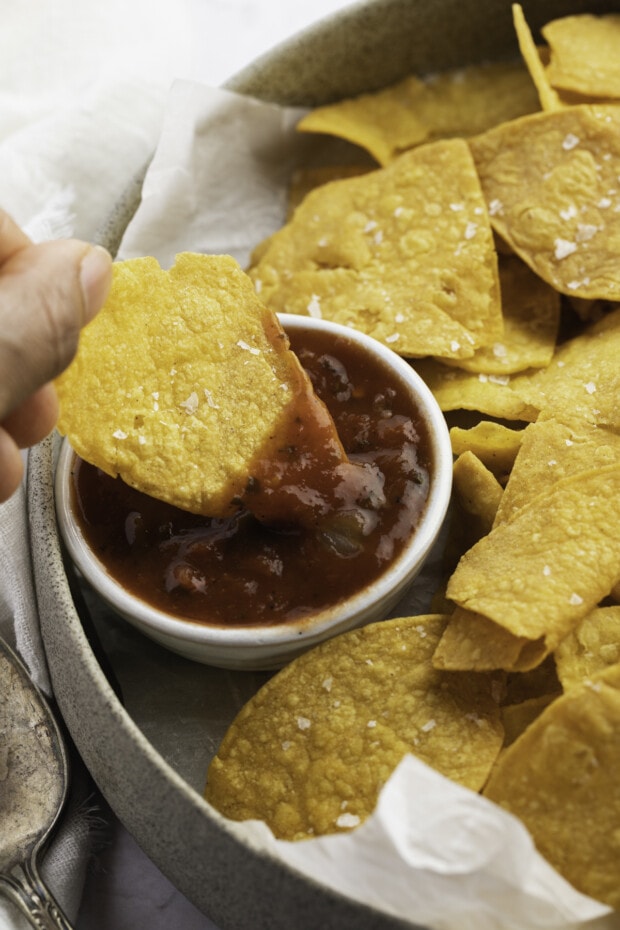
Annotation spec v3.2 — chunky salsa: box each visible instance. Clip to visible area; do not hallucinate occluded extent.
[71,328,432,627]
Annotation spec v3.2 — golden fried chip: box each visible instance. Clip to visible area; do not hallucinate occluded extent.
[205,615,503,840]
[443,464,620,668]
[469,104,620,300]
[442,256,560,374]
[555,605,620,691]
[511,307,620,431]
[433,606,546,673]
[297,75,430,167]
[494,418,620,525]
[502,654,562,706]
[412,359,539,421]
[452,452,503,539]
[484,662,620,908]
[450,420,523,478]
[287,164,371,216]
[543,13,620,99]
[250,140,502,359]
[501,693,559,747]
[55,253,343,517]
[297,61,539,166]
[512,4,564,112]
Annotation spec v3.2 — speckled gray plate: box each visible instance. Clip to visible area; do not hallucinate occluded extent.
[27,0,614,927]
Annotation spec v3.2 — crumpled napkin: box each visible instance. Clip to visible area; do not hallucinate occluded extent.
[117,77,620,930]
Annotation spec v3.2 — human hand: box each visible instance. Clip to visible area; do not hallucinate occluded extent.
[0,209,112,502]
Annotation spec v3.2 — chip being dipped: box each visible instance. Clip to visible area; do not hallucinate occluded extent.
[55,252,349,519]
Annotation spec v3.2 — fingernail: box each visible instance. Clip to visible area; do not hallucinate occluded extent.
[79,245,113,323]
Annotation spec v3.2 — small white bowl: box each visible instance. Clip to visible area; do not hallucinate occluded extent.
[55,313,452,670]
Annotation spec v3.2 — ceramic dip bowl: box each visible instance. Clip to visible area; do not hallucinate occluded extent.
[55,313,452,670]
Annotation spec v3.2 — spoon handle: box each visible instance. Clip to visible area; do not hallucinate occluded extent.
[0,858,74,930]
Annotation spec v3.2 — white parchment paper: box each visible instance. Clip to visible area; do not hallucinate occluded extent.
[116,80,618,930]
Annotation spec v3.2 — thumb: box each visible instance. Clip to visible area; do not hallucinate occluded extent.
[0,239,112,421]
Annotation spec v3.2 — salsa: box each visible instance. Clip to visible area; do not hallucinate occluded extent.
[72,328,432,627]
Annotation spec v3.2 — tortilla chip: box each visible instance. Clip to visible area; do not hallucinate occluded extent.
[554,605,620,691]
[511,307,620,431]
[543,14,620,99]
[469,104,620,300]
[484,662,620,908]
[443,463,620,667]
[494,418,620,525]
[205,615,503,840]
[452,452,503,539]
[450,421,523,478]
[501,693,559,747]
[442,255,560,375]
[55,253,342,517]
[433,606,546,673]
[250,139,502,359]
[297,60,540,166]
[512,4,564,112]
[287,164,372,216]
[412,359,539,421]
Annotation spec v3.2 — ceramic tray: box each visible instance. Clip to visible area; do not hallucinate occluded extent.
[28,0,614,926]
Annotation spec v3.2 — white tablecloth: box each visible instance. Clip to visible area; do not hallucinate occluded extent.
[0,2,352,926]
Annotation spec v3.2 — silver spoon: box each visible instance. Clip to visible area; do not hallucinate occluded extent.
[0,636,74,929]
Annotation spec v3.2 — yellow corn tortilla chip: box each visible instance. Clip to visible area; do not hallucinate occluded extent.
[287,164,371,216]
[501,693,559,747]
[55,253,342,517]
[512,4,564,112]
[452,451,504,539]
[443,463,620,667]
[494,418,620,526]
[543,13,620,99]
[205,614,503,840]
[297,60,540,166]
[433,606,546,673]
[469,104,620,300]
[511,307,620,431]
[249,139,502,359]
[502,654,561,706]
[554,605,620,692]
[412,359,539,421]
[442,256,560,375]
[450,421,523,478]
[484,662,620,908]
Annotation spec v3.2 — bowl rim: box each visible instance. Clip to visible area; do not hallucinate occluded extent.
[55,312,452,653]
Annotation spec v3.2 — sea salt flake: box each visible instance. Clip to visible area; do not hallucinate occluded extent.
[297,716,312,731]
[385,333,400,343]
[559,204,578,221]
[450,340,461,352]
[180,392,199,414]
[307,294,322,318]
[576,223,599,242]
[421,719,437,733]
[569,592,584,606]
[236,340,261,355]
[554,238,577,260]
[112,429,127,440]
[562,133,580,150]
[584,381,597,394]
[364,220,378,232]
[488,374,510,386]
[488,198,503,216]
[321,677,333,692]
[492,343,507,358]
[336,813,361,829]
[281,741,292,751]
[367,720,377,729]
[374,230,384,245]
[449,202,464,212]
[598,197,612,208]
[204,388,220,409]
[464,221,478,240]
[543,565,552,576]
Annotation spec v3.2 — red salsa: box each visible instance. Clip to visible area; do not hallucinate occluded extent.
[71,328,432,627]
